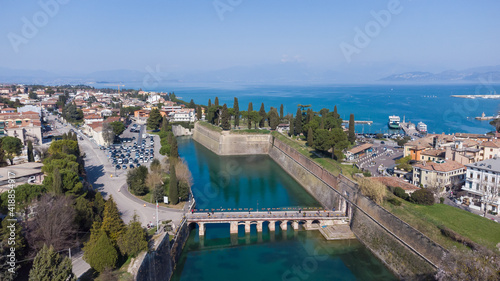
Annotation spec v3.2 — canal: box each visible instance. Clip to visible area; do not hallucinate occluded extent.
[172,137,397,280]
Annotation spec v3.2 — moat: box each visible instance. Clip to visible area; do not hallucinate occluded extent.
[172,137,397,280]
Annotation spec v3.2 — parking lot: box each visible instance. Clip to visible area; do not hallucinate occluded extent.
[105,123,158,172]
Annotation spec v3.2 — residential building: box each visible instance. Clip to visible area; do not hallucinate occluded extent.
[412,160,466,189]
[0,111,42,145]
[82,121,107,146]
[462,158,500,213]
[84,114,104,125]
[478,141,500,160]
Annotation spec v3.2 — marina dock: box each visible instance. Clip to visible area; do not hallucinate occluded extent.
[342,120,373,125]
[399,122,419,136]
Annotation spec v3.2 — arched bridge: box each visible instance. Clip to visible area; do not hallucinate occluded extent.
[186,210,349,236]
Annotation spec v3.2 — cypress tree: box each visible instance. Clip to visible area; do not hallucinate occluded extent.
[208,99,212,108]
[333,105,339,118]
[52,168,62,195]
[247,102,253,129]
[27,140,34,162]
[307,127,314,147]
[188,99,196,108]
[197,105,202,120]
[258,103,266,128]
[117,215,148,257]
[170,136,178,158]
[294,108,302,136]
[233,97,239,127]
[83,228,118,273]
[289,121,294,137]
[161,116,169,132]
[221,104,230,130]
[348,114,356,143]
[280,104,284,119]
[215,97,219,107]
[269,108,279,130]
[169,162,178,205]
[101,196,125,243]
[29,244,75,281]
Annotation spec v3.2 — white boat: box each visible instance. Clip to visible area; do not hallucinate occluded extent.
[417,121,427,132]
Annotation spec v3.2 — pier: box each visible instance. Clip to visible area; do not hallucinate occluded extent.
[399,122,419,136]
[342,120,373,125]
[186,210,350,240]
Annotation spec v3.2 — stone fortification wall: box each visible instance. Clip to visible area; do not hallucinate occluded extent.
[136,232,173,281]
[193,122,272,155]
[192,123,221,154]
[172,125,193,137]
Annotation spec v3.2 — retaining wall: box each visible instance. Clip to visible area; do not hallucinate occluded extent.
[136,232,173,281]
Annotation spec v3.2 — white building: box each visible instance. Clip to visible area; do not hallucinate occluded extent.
[171,109,195,122]
[462,157,500,213]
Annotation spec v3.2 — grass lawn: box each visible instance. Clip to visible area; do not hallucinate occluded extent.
[136,193,186,209]
[197,121,222,132]
[230,129,271,134]
[383,197,500,252]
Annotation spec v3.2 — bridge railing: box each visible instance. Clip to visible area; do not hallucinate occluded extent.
[191,206,329,213]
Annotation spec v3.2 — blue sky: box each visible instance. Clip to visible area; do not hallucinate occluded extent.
[1,0,500,76]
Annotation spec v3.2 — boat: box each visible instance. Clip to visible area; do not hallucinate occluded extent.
[417,121,427,133]
[388,115,400,129]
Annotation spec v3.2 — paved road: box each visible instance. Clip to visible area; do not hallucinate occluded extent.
[187,210,346,221]
[45,114,184,277]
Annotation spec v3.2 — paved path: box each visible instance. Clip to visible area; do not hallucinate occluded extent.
[187,210,346,221]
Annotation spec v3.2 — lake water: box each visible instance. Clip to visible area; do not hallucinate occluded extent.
[172,138,397,281]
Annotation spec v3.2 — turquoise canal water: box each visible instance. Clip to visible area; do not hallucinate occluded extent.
[173,138,397,280]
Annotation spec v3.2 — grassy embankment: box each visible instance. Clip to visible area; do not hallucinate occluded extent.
[271,131,500,252]
[383,197,500,252]
[271,131,361,180]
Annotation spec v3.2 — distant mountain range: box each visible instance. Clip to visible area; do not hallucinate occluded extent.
[2,64,500,86]
[380,65,500,82]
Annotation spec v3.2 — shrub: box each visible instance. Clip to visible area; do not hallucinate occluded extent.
[362,171,372,177]
[439,197,445,204]
[393,187,409,200]
[410,188,434,205]
[388,198,402,206]
[358,178,386,205]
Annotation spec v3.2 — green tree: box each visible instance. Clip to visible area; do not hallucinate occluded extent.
[178,181,190,201]
[188,99,196,109]
[249,111,262,129]
[214,97,219,107]
[118,215,148,257]
[294,108,302,136]
[29,91,38,100]
[208,99,212,108]
[1,136,22,165]
[280,104,284,119]
[169,162,178,205]
[29,244,75,281]
[146,108,162,130]
[289,121,294,137]
[410,189,434,205]
[221,104,231,130]
[268,108,279,130]
[348,114,356,143]
[0,138,6,166]
[74,195,94,231]
[258,103,266,127]
[110,121,125,136]
[84,227,118,273]
[306,108,313,124]
[0,217,25,281]
[52,168,62,194]
[313,129,333,152]
[170,135,178,158]
[101,196,125,242]
[27,140,34,162]
[126,166,149,196]
[331,128,349,160]
[247,102,253,129]
[161,116,170,132]
[307,127,314,147]
[197,105,202,121]
[233,97,240,127]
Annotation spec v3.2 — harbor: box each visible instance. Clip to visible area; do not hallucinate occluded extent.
[475,112,499,121]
